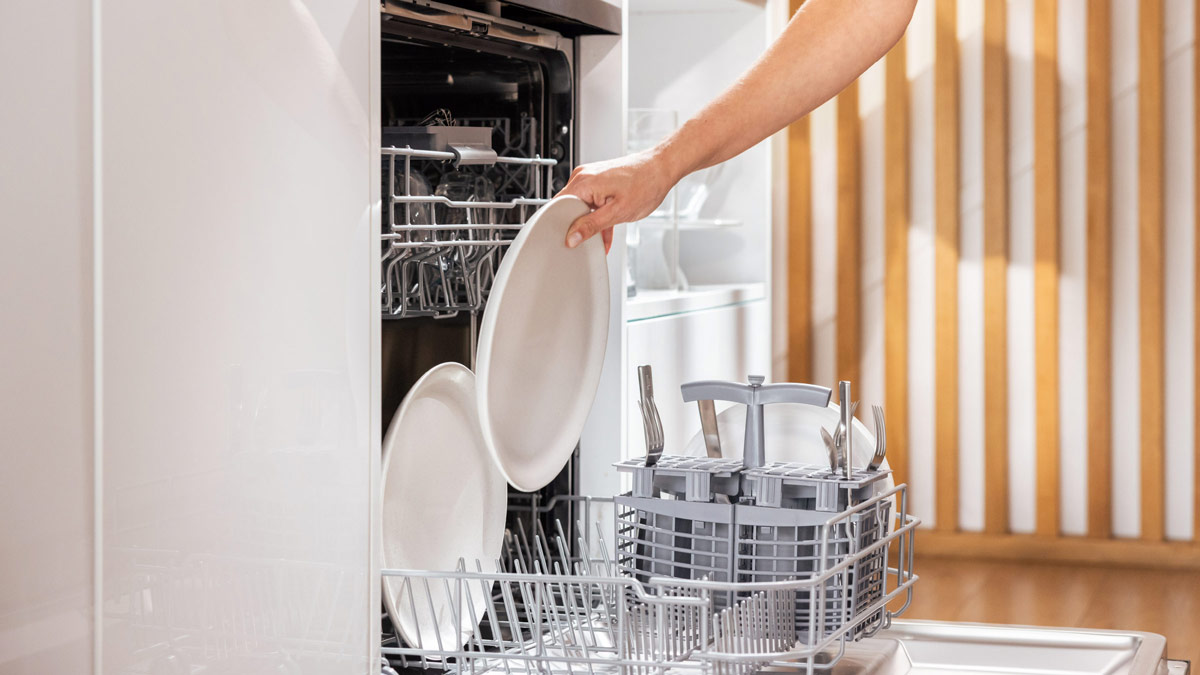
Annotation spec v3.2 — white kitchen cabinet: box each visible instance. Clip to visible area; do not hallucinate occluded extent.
[99,2,379,673]
[625,300,771,463]
[2,1,380,673]
[0,2,94,673]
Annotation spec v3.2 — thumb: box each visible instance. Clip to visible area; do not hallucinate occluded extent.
[565,201,618,248]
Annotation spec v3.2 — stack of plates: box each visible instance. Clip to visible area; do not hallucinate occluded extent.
[381,196,610,651]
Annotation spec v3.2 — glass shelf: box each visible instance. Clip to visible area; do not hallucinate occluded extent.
[638,217,742,230]
[626,282,766,321]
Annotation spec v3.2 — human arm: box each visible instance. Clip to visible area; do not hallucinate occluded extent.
[560,0,917,249]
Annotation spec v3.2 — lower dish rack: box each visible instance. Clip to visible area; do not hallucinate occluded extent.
[380,489,918,675]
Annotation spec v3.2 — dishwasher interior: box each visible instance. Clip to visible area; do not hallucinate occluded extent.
[377,1,587,667]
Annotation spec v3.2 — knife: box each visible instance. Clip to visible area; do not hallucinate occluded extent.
[698,399,721,459]
[696,399,731,504]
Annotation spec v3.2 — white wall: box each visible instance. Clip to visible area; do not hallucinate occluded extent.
[957,0,986,533]
[1059,0,1090,537]
[1162,0,1196,541]
[905,0,939,527]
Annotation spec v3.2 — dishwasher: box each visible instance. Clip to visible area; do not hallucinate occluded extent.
[375,2,1188,674]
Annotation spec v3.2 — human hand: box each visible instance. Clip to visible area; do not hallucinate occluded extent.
[557,149,677,253]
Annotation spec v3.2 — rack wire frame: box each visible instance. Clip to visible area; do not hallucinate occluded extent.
[380,136,558,319]
[733,502,891,641]
[380,489,918,675]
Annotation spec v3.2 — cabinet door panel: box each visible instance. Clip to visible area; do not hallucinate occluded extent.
[0,2,94,673]
[100,2,375,672]
[626,301,770,464]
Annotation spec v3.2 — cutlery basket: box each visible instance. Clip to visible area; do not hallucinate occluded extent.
[615,455,893,642]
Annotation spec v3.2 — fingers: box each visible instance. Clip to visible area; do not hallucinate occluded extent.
[602,228,614,255]
[556,182,597,209]
[557,167,610,209]
[565,201,619,248]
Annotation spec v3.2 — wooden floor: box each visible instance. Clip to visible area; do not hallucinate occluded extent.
[893,555,1200,666]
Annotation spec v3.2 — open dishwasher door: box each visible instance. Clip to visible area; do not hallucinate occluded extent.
[827,620,1187,675]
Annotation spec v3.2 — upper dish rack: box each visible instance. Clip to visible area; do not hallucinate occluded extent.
[381,119,560,319]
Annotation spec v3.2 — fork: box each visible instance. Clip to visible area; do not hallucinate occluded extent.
[820,427,839,473]
[637,365,664,467]
[633,366,666,581]
[868,404,887,471]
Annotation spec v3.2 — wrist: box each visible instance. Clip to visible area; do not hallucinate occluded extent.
[649,136,691,187]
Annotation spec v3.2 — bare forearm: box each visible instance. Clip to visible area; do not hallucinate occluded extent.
[654,0,916,184]
[559,0,916,248]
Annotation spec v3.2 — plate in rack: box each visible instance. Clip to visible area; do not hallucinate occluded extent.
[475,195,610,491]
[381,362,507,653]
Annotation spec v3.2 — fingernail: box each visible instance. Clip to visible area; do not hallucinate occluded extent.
[566,232,582,248]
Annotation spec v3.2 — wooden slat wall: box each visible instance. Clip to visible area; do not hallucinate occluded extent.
[884,39,909,488]
[934,0,959,533]
[787,0,811,384]
[1086,0,1113,541]
[837,83,862,392]
[982,0,1009,535]
[1139,0,1165,543]
[788,113,812,384]
[1032,0,1060,537]
[784,0,1200,565]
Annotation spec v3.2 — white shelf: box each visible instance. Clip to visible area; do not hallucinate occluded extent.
[631,0,766,14]
[639,217,743,230]
[626,282,766,321]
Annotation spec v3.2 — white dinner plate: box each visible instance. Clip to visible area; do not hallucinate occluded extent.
[476,195,610,491]
[682,402,894,490]
[381,362,507,652]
